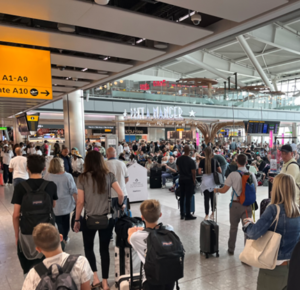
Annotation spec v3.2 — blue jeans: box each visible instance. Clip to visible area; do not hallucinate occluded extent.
[162,172,173,185]
[112,196,128,219]
[13,178,26,187]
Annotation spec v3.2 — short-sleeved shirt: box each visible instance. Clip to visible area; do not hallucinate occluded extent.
[44,172,77,216]
[225,167,258,200]
[213,155,227,167]
[166,161,177,173]
[1,150,14,165]
[77,172,117,216]
[9,156,29,180]
[199,159,220,174]
[106,159,129,197]
[22,253,93,290]
[176,155,196,181]
[44,143,49,155]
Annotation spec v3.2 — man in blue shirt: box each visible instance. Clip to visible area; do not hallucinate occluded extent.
[59,147,73,174]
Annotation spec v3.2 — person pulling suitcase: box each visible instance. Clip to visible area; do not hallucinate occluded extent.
[214,154,258,255]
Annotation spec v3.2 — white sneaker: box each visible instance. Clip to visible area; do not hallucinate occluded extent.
[4,183,8,186]
[210,213,214,220]
[204,215,209,220]
[65,237,70,244]
[162,185,166,188]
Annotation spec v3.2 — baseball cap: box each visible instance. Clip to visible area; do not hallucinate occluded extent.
[279,144,293,153]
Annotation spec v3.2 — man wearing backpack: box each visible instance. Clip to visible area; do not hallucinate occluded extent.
[12,155,58,274]
[22,223,93,290]
[128,199,184,290]
[214,154,257,255]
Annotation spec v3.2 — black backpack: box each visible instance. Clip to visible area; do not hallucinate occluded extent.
[20,181,54,235]
[34,255,79,290]
[144,224,184,287]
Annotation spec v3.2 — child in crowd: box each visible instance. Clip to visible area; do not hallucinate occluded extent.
[22,224,93,290]
[128,200,175,290]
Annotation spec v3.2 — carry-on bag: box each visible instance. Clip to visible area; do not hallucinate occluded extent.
[200,194,219,258]
[260,198,271,217]
[175,186,195,215]
[150,176,162,189]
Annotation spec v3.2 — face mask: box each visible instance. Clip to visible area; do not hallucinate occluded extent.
[162,161,167,164]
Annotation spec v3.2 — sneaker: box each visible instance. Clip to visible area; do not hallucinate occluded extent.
[180,215,185,220]
[162,185,166,189]
[204,215,209,221]
[4,183,8,186]
[210,213,214,220]
[185,215,197,220]
[65,237,70,244]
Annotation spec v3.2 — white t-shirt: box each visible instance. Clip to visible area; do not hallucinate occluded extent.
[27,148,36,155]
[36,150,43,156]
[72,158,84,173]
[106,159,128,197]
[118,144,124,155]
[130,225,174,283]
[291,143,297,152]
[9,156,29,179]
[1,151,14,165]
[225,167,258,200]
[22,253,93,290]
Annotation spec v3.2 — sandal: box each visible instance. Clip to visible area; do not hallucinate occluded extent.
[91,283,101,290]
[99,282,110,290]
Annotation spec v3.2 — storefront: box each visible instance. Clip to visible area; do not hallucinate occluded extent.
[125,126,148,142]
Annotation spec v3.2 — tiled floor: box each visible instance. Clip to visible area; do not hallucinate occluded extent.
[0,183,269,290]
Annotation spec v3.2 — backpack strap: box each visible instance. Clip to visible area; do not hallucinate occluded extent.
[37,180,49,192]
[286,162,299,171]
[34,262,49,278]
[21,182,33,193]
[62,255,80,274]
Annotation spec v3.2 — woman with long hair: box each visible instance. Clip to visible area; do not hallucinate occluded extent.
[74,151,124,290]
[243,173,300,290]
[199,147,222,220]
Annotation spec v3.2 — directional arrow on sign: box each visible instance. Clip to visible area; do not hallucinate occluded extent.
[41,90,50,96]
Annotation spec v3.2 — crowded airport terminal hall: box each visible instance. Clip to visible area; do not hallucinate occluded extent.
[4,1,300,290]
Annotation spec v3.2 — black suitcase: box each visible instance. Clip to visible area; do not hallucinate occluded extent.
[150,176,162,189]
[150,166,162,177]
[200,194,219,259]
[260,198,271,217]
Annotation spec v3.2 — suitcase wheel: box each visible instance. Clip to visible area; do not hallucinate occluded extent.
[216,252,219,258]
[205,253,209,259]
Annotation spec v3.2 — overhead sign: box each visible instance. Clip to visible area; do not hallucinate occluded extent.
[123,106,183,120]
[0,45,52,100]
[27,114,40,132]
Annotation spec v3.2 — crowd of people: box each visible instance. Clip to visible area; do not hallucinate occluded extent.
[1,136,300,290]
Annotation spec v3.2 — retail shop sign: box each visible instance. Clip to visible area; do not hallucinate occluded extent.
[123,106,183,119]
[0,45,52,100]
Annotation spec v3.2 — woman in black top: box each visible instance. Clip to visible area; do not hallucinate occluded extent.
[198,147,222,220]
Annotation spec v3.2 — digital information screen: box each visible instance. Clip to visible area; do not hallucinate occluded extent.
[245,121,280,134]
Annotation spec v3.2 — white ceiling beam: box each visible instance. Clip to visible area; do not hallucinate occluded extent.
[51,68,108,80]
[52,79,90,87]
[247,23,300,56]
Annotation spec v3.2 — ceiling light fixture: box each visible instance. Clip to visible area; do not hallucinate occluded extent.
[82,68,88,72]
[136,38,146,44]
[179,11,195,22]
[94,0,110,5]
[120,80,124,84]
[57,23,75,33]
[104,57,109,61]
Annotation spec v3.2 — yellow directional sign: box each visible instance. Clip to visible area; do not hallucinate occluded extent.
[27,115,39,122]
[0,45,52,100]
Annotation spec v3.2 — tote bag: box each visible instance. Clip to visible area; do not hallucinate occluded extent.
[239,204,281,269]
[213,159,224,185]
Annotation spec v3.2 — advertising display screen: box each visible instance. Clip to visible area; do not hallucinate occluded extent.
[16,113,29,136]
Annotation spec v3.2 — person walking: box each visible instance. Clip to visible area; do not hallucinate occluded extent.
[71,148,84,182]
[243,173,300,290]
[74,151,124,290]
[214,154,257,255]
[105,147,129,216]
[44,158,77,243]
[176,145,197,220]
[9,147,28,186]
[1,144,13,186]
[59,146,73,174]
[199,147,222,221]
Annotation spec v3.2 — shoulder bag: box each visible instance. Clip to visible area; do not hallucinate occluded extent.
[213,159,224,185]
[85,174,113,230]
[239,204,282,269]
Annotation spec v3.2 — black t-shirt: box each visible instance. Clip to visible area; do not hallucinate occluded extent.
[132,145,138,151]
[160,144,166,151]
[199,159,220,174]
[141,146,147,153]
[11,179,58,208]
[176,155,196,181]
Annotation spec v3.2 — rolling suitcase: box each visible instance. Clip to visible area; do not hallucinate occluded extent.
[150,176,162,189]
[118,247,142,290]
[200,194,219,259]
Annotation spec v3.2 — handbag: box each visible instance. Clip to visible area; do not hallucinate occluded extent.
[239,204,282,269]
[213,159,224,185]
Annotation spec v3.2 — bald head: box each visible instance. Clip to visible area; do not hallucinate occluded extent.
[183,145,190,155]
[15,147,22,156]
[107,147,116,158]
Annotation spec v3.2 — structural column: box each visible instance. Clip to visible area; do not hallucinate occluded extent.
[13,118,24,144]
[116,116,125,142]
[292,123,297,139]
[63,90,86,158]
